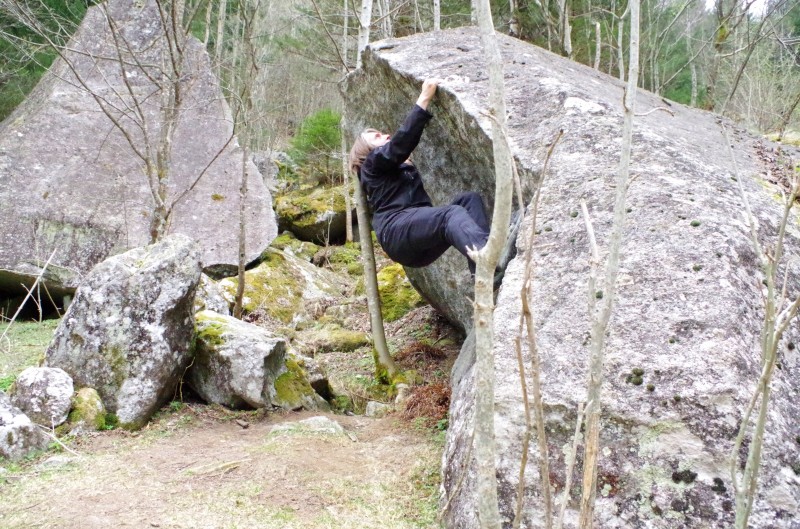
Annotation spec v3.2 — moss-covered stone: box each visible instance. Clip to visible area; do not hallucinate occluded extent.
[195,311,227,346]
[377,263,424,322]
[269,231,321,262]
[68,387,107,432]
[274,185,350,244]
[297,324,370,355]
[312,242,363,276]
[272,358,330,411]
[219,248,339,325]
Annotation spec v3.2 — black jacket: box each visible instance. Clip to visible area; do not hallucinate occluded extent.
[358,105,434,239]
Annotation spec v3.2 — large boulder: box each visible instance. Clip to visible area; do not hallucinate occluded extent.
[0,391,47,461]
[344,29,800,528]
[0,0,277,301]
[9,367,74,427]
[45,234,202,429]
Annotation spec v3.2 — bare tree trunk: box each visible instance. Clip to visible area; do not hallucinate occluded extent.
[472,0,516,527]
[215,0,228,68]
[594,20,601,69]
[234,145,249,319]
[341,125,353,243]
[356,0,373,68]
[577,0,639,527]
[617,5,626,81]
[554,0,572,58]
[354,179,397,379]
[434,0,441,31]
[231,0,260,319]
[342,0,349,67]
[203,0,213,46]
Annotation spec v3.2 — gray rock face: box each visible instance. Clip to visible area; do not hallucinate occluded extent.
[45,234,202,429]
[0,0,276,299]
[344,29,800,528]
[194,274,231,315]
[0,391,47,461]
[189,310,287,409]
[9,367,74,427]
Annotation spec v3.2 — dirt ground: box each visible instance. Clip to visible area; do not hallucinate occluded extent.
[0,406,443,529]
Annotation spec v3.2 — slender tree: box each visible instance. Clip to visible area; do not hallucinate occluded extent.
[577,0,639,526]
[471,0,515,526]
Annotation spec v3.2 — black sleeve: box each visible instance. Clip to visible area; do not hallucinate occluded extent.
[370,104,433,170]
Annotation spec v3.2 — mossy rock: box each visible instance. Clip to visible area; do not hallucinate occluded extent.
[269,231,321,262]
[219,248,341,325]
[377,263,424,322]
[296,324,370,355]
[272,358,330,411]
[312,242,363,275]
[274,184,352,244]
[68,387,107,432]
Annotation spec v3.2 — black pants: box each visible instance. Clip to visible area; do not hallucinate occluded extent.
[378,192,490,272]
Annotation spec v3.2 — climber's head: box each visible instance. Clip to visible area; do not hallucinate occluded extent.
[348,128,390,173]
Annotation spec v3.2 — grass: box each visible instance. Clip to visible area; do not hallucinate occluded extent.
[0,318,60,386]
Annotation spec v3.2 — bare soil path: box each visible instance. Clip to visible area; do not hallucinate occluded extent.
[0,407,442,529]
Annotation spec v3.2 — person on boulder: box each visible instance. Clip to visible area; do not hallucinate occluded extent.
[348,78,490,275]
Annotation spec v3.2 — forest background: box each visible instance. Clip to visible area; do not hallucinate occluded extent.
[1,0,798,169]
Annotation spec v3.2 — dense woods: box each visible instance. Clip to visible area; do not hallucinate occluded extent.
[1,0,798,149]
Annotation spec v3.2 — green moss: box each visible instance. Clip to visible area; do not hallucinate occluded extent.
[377,263,424,322]
[318,243,363,275]
[211,193,225,201]
[305,326,369,354]
[273,358,316,409]
[274,185,346,231]
[221,249,306,323]
[195,312,228,346]
[269,231,321,262]
[690,220,701,227]
[0,375,15,392]
[68,388,107,431]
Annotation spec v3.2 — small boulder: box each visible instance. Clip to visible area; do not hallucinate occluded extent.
[0,391,48,461]
[68,388,107,433]
[45,234,202,429]
[194,274,231,315]
[272,357,331,412]
[274,184,352,244]
[188,311,287,409]
[295,324,370,355]
[9,367,74,427]
[365,401,392,418]
[270,415,345,436]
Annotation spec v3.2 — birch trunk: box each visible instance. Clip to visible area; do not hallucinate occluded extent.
[577,0,639,527]
[473,0,516,527]
[433,0,441,31]
[356,0,373,69]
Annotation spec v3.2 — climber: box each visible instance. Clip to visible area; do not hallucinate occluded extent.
[348,78,490,275]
